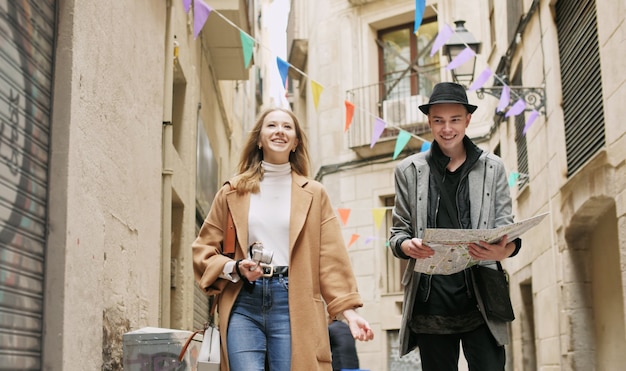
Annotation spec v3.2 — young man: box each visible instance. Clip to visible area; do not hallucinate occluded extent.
[389,82,521,370]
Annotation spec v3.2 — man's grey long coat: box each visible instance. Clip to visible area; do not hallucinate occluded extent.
[389,149,515,357]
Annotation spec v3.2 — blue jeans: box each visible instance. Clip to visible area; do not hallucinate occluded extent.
[227,276,291,371]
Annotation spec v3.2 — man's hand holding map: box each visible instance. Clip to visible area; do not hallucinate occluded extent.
[413,212,549,275]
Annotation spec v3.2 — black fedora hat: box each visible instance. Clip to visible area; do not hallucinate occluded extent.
[418,82,478,114]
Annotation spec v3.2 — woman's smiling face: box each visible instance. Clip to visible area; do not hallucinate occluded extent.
[258,109,299,164]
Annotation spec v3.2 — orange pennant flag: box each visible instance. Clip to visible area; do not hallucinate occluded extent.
[311,80,323,110]
[344,100,355,132]
[337,208,351,226]
[347,234,360,249]
[371,208,386,230]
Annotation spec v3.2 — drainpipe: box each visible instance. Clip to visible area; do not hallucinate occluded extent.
[160,0,174,328]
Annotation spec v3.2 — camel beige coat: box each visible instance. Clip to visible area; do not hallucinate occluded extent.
[192,173,364,371]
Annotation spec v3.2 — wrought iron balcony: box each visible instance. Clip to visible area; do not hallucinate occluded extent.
[346,73,432,157]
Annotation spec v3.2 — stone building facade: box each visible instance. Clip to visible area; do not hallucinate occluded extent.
[287,0,626,370]
[0,0,263,369]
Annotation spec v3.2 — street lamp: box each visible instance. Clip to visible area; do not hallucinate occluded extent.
[442,20,481,87]
[443,20,545,114]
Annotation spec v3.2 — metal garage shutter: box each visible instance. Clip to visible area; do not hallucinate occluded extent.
[0,1,55,369]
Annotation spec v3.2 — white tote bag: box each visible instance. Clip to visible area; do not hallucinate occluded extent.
[196,324,220,371]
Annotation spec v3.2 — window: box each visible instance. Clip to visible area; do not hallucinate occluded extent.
[512,66,529,189]
[556,0,605,176]
[383,196,407,294]
[377,18,439,101]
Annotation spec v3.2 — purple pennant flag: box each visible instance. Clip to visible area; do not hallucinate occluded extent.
[497,85,510,113]
[445,47,475,71]
[276,57,290,88]
[370,118,386,148]
[393,130,412,160]
[505,99,526,117]
[194,0,212,39]
[523,110,540,134]
[430,24,454,57]
[468,67,492,91]
[183,0,191,13]
[414,0,426,33]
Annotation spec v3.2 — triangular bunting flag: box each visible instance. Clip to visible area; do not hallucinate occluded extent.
[194,0,212,39]
[347,234,360,249]
[370,118,386,148]
[523,110,540,134]
[276,57,290,88]
[414,0,426,34]
[393,130,412,160]
[183,0,191,13]
[505,99,526,117]
[344,100,355,132]
[446,47,475,71]
[430,24,454,57]
[508,172,520,187]
[240,31,254,68]
[311,80,323,110]
[497,85,510,113]
[337,208,351,226]
[420,141,431,152]
[364,236,375,245]
[371,208,386,230]
[468,67,492,91]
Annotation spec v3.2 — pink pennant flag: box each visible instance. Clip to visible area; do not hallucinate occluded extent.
[344,100,355,132]
[183,0,191,13]
[370,117,386,148]
[194,0,212,39]
[445,47,475,71]
[468,67,492,91]
[505,99,526,117]
[337,208,351,226]
[311,80,323,110]
[430,24,454,57]
[523,110,540,134]
[347,234,360,249]
[497,85,510,113]
[393,130,412,160]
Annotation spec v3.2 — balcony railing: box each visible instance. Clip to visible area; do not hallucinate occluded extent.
[346,73,431,152]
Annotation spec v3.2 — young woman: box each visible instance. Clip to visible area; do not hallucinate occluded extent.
[193,107,373,371]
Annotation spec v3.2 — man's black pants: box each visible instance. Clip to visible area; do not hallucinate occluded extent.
[415,324,505,371]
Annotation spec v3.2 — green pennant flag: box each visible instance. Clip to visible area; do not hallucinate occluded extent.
[240,31,254,68]
[393,130,412,160]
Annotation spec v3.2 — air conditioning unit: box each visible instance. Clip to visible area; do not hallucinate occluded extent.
[382,95,428,127]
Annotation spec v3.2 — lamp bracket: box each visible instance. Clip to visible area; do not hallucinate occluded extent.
[476,86,545,115]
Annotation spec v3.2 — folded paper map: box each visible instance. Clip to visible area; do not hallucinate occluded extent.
[414,212,549,275]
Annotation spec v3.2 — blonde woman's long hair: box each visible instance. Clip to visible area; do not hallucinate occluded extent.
[232,108,310,194]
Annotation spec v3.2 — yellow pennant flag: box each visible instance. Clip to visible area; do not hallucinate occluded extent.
[371,208,387,230]
[311,80,323,110]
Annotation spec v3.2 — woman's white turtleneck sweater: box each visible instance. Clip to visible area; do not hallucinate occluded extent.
[248,161,292,266]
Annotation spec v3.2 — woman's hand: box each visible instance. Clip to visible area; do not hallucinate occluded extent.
[236,259,264,282]
[401,238,435,259]
[342,309,374,341]
[468,235,515,261]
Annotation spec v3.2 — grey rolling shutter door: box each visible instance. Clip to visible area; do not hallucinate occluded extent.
[557,0,605,176]
[0,1,55,369]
